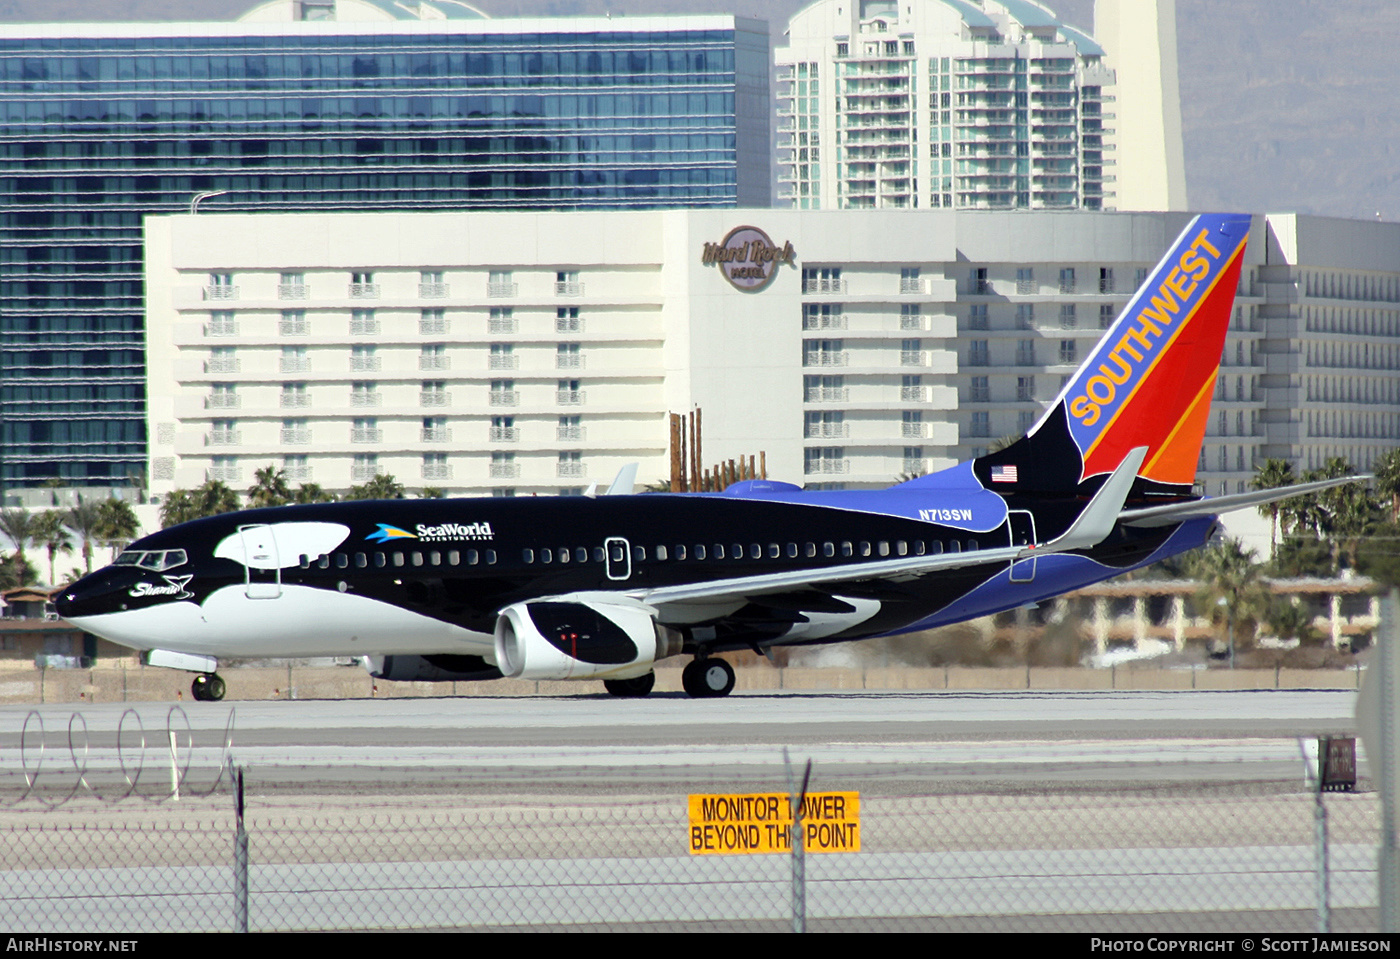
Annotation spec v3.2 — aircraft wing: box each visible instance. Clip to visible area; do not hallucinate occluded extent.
[634,446,1148,608]
[1119,474,1369,528]
[633,543,1026,607]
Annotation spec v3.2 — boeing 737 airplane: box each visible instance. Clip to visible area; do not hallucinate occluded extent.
[57,214,1362,701]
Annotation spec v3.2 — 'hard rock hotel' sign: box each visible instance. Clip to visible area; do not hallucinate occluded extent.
[701,226,796,292]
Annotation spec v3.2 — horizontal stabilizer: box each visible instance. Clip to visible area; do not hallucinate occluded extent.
[1119,474,1370,528]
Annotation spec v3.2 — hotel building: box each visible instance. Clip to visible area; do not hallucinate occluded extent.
[0,1,769,489]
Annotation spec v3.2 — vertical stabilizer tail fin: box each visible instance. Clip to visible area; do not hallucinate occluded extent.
[971,213,1253,496]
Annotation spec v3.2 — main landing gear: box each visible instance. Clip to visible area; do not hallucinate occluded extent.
[682,657,735,699]
[191,673,226,702]
[603,673,656,698]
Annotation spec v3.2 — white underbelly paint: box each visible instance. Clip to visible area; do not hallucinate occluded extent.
[67,585,494,658]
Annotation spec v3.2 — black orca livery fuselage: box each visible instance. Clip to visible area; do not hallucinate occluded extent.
[55,215,1364,700]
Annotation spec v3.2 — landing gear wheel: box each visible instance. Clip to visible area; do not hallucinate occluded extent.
[682,658,735,699]
[603,673,655,698]
[191,673,226,702]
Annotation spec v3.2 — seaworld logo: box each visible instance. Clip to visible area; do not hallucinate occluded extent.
[365,521,496,544]
[365,524,417,544]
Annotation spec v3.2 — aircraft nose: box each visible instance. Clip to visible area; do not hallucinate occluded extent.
[55,568,142,620]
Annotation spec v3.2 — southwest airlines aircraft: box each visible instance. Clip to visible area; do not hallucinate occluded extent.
[57,214,1358,701]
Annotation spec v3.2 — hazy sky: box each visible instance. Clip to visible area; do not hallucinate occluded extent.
[3,0,1395,221]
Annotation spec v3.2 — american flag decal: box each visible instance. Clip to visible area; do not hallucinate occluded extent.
[990,465,1018,483]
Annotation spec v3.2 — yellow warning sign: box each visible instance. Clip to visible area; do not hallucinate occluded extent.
[687,792,860,855]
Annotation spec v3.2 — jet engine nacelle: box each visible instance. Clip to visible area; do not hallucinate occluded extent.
[494,600,681,681]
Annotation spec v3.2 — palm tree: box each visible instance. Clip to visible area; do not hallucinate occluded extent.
[0,554,36,591]
[1251,458,1296,558]
[419,487,446,499]
[33,510,73,585]
[247,465,293,508]
[1192,538,1270,667]
[0,508,39,574]
[95,498,141,562]
[345,473,405,501]
[1374,447,1400,523]
[66,501,102,575]
[160,479,241,527]
[292,483,337,504]
[1266,596,1323,648]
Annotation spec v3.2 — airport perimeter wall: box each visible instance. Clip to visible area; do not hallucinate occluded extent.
[0,662,1365,704]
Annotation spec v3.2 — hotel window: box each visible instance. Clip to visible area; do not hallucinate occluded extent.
[557,415,584,441]
[208,311,237,336]
[280,310,308,335]
[351,309,378,335]
[420,308,446,335]
[488,270,516,297]
[279,272,307,299]
[489,343,516,370]
[489,307,515,333]
[556,307,582,333]
[557,343,582,369]
[419,271,447,298]
[351,344,379,371]
[489,416,517,443]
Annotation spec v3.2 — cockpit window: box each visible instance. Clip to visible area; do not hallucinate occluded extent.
[114,549,188,571]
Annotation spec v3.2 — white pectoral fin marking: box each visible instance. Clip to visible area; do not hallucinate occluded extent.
[784,596,882,641]
[214,522,351,570]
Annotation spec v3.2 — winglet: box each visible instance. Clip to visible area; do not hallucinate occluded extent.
[604,463,638,496]
[1034,446,1147,554]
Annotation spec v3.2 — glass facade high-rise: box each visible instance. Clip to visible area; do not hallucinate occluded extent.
[0,12,769,488]
[776,0,1113,211]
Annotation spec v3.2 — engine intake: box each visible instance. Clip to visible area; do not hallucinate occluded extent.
[494,600,681,681]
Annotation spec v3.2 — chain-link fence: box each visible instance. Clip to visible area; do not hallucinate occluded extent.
[0,744,1382,932]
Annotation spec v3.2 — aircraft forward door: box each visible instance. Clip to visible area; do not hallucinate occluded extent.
[239,524,282,599]
[1008,511,1037,583]
[604,537,632,581]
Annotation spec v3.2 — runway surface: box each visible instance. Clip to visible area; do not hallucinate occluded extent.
[0,688,1364,791]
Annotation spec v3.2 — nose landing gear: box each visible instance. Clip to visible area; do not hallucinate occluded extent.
[191,673,226,702]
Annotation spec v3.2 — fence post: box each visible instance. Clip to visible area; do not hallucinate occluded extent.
[785,750,812,934]
[1314,783,1330,933]
[232,763,249,933]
